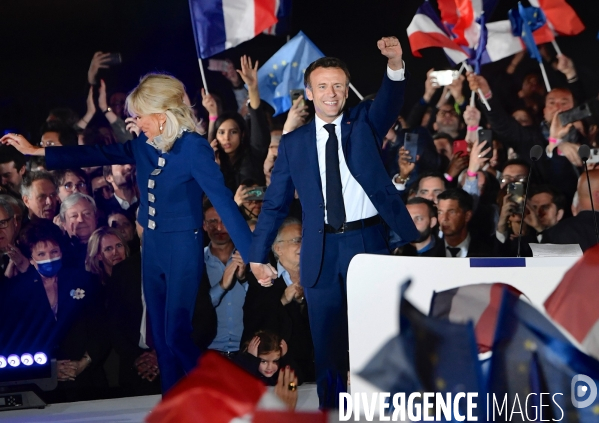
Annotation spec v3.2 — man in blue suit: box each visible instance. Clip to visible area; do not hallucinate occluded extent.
[249,37,418,408]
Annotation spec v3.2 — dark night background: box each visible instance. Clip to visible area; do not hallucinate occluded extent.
[1,0,598,138]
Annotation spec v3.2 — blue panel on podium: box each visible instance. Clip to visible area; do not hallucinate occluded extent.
[469,257,526,267]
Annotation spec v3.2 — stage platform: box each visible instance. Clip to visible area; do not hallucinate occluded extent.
[1,383,320,422]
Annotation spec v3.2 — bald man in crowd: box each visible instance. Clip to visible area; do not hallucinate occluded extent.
[542,169,599,251]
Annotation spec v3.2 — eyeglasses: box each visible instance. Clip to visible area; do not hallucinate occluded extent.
[63,181,86,192]
[501,175,527,185]
[277,237,302,245]
[437,109,458,117]
[205,218,223,229]
[0,217,13,229]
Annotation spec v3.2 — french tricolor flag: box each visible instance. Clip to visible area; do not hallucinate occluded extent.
[189,0,279,59]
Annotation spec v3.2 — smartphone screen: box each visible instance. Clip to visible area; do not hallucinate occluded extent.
[477,129,493,159]
[430,70,459,86]
[507,182,525,213]
[403,133,419,163]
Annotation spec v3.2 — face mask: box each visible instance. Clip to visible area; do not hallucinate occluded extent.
[35,256,63,278]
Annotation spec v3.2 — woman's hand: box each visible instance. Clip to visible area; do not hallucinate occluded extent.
[274,366,298,410]
[467,140,491,175]
[397,146,417,180]
[88,51,111,85]
[210,139,221,165]
[125,117,141,137]
[0,133,44,156]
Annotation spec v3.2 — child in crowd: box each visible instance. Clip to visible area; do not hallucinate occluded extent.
[235,330,301,386]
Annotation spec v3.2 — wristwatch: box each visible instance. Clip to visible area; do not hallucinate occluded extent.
[103,107,112,114]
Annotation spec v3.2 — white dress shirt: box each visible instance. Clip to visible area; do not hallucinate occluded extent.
[115,193,138,211]
[444,234,471,258]
[317,65,406,223]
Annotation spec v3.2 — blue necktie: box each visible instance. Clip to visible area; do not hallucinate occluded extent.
[324,124,345,230]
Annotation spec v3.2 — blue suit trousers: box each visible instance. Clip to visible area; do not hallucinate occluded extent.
[303,222,389,408]
[142,229,203,392]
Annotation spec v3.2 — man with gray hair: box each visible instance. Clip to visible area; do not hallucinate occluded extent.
[243,217,315,382]
[21,171,59,221]
[0,195,20,282]
[60,192,98,268]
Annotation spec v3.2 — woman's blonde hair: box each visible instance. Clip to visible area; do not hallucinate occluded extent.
[85,226,130,282]
[126,73,199,152]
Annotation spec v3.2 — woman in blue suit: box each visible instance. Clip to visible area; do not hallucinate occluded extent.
[2,73,253,392]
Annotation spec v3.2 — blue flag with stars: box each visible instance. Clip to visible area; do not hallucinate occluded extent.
[257,31,324,116]
[508,2,547,63]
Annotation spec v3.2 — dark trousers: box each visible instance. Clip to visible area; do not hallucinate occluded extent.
[142,229,203,393]
[303,222,388,409]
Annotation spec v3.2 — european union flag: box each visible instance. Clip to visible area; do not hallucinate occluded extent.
[489,289,599,422]
[359,280,484,421]
[256,31,324,116]
[509,2,546,63]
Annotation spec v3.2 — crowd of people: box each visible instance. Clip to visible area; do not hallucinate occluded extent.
[1,37,598,408]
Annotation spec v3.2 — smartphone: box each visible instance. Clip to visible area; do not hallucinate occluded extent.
[107,53,122,66]
[403,133,419,163]
[290,89,305,107]
[507,182,525,214]
[208,59,231,73]
[477,129,493,159]
[559,102,592,126]
[246,186,267,201]
[430,70,459,87]
[452,140,469,157]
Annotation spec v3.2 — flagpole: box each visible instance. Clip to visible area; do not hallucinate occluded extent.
[198,58,209,94]
[349,83,364,101]
[462,62,491,111]
[538,61,552,92]
[545,21,563,56]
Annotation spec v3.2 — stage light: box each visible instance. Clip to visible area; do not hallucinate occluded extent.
[0,356,6,369]
[7,355,20,367]
[34,352,47,365]
[20,354,33,366]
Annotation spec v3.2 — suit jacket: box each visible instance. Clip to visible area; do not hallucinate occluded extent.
[45,131,252,261]
[542,210,599,252]
[249,73,419,287]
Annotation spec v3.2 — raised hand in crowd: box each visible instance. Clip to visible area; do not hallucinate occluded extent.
[466,72,491,98]
[274,366,298,410]
[523,202,545,235]
[283,96,309,133]
[556,141,582,167]
[396,146,417,184]
[209,139,221,165]
[446,152,469,180]
[88,51,112,85]
[234,184,251,206]
[77,86,96,129]
[466,140,491,176]
[3,244,29,277]
[219,251,245,290]
[555,54,577,81]
[98,79,119,128]
[437,74,466,108]
[125,117,141,137]
[135,350,160,382]
[201,88,219,139]
[423,69,441,103]
[497,193,518,237]
[237,55,260,110]
[463,105,481,145]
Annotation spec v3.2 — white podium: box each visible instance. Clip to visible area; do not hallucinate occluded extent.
[346,255,579,395]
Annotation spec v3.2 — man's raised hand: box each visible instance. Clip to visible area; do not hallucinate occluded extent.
[377,36,403,70]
